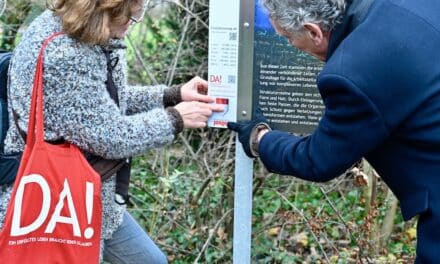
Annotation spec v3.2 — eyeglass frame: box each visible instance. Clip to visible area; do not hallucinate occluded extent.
[129,16,142,24]
[129,0,149,24]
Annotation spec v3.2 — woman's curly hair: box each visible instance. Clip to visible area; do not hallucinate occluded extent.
[49,0,143,45]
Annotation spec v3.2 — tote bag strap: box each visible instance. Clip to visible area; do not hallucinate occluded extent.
[26,32,64,147]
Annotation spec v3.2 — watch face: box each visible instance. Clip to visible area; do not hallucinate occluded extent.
[216,97,229,116]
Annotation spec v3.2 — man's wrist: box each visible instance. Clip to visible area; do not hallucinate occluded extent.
[257,128,270,142]
[249,123,271,157]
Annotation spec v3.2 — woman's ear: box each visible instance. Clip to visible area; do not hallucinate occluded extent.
[303,23,325,46]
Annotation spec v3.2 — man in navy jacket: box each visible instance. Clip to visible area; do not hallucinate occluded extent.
[228,0,440,262]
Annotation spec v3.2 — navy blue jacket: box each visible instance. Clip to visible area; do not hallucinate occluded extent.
[259,0,440,262]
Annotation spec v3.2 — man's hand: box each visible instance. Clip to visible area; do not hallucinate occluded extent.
[227,110,271,158]
[181,76,214,103]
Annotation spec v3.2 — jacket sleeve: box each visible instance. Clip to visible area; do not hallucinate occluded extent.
[42,40,177,159]
[259,74,389,182]
[114,48,168,115]
[124,84,168,115]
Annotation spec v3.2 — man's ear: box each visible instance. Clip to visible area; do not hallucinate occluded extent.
[303,23,325,46]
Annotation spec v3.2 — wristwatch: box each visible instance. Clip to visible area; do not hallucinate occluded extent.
[249,122,271,157]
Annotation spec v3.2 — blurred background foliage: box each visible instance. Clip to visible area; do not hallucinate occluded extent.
[1,0,416,263]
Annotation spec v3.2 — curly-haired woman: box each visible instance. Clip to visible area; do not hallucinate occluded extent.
[0,0,222,263]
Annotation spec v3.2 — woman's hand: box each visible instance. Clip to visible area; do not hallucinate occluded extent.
[174,101,224,128]
[181,76,214,103]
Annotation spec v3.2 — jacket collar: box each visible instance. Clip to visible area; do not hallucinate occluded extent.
[102,38,127,51]
[326,0,375,60]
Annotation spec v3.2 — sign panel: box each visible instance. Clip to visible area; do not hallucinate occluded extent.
[207,0,240,128]
[252,3,324,134]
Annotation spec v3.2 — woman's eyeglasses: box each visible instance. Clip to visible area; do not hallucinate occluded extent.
[130,16,142,24]
[129,1,148,25]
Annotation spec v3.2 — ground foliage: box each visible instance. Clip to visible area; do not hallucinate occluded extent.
[0,0,417,263]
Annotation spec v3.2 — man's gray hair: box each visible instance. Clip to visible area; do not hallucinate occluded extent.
[261,0,346,33]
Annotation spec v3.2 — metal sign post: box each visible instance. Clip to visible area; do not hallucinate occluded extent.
[232,141,253,263]
[232,1,255,263]
[208,0,255,263]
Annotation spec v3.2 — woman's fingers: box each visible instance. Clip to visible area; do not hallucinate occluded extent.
[174,101,225,128]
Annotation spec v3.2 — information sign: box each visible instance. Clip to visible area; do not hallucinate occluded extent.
[253,3,324,134]
[207,0,240,128]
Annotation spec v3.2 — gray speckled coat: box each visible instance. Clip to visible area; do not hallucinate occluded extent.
[0,10,180,244]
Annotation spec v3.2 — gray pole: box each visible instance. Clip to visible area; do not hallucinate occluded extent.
[233,1,255,263]
[232,141,254,264]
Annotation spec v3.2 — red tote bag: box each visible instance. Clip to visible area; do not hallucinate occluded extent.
[0,32,102,263]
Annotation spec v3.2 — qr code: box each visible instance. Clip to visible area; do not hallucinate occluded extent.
[228,75,236,84]
[229,32,237,41]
